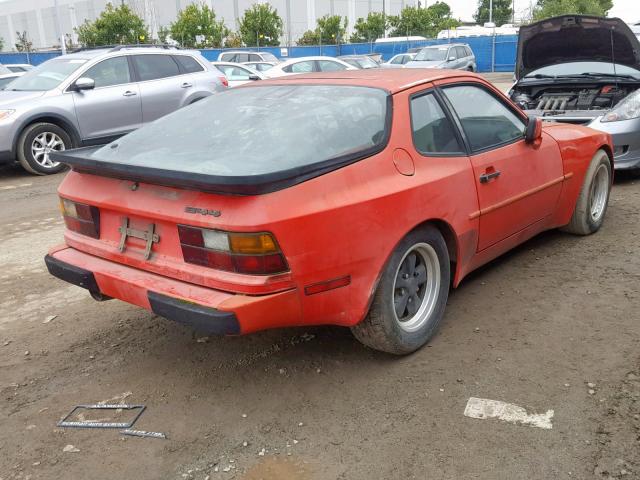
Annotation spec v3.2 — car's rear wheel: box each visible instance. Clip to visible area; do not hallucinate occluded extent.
[351,226,450,355]
[561,149,611,235]
[17,122,71,175]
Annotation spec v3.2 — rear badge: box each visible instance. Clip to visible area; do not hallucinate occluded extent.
[185,206,221,217]
[118,218,160,260]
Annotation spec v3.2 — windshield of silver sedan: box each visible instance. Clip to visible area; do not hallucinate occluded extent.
[89,85,390,177]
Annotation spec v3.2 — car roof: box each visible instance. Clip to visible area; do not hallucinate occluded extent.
[261,68,480,93]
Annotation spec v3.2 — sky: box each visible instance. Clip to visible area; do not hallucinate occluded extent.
[444,0,640,23]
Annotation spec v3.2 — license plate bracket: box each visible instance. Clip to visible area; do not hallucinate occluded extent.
[118,217,159,260]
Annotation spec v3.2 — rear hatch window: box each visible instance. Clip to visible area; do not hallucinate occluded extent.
[58,85,390,195]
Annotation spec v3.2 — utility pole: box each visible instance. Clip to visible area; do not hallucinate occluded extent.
[383,0,386,38]
[489,0,493,24]
[53,0,66,54]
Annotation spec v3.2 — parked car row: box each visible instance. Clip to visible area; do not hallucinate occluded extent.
[0,45,225,175]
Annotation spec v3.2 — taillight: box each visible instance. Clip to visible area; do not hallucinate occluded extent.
[59,197,100,239]
[219,76,228,87]
[178,226,288,275]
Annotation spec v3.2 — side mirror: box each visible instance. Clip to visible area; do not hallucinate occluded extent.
[248,74,261,81]
[73,77,95,91]
[525,117,543,144]
[448,56,456,62]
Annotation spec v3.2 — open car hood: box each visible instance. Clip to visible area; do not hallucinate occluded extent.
[516,15,640,80]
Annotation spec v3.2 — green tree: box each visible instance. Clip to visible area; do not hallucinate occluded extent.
[224,31,243,48]
[0,37,4,51]
[316,14,348,44]
[15,31,33,52]
[170,3,228,48]
[238,3,283,47]
[297,29,320,45]
[157,25,170,44]
[75,3,149,46]
[533,0,613,21]
[388,3,459,38]
[350,12,387,43]
[296,14,347,45]
[474,0,513,25]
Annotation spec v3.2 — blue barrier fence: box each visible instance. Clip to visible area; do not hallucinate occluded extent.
[0,35,517,72]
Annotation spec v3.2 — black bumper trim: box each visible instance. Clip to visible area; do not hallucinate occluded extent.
[148,291,240,335]
[45,254,100,293]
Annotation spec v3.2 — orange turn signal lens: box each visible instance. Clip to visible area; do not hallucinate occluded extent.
[229,233,278,254]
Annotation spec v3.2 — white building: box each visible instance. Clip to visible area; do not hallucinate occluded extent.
[0,0,419,51]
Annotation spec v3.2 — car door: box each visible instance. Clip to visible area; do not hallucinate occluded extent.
[286,60,316,74]
[132,54,190,123]
[440,83,564,251]
[71,55,142,140]
[455,47,468,69]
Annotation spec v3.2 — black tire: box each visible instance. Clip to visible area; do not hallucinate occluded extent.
[351,225,450,355]
[17,122,71,175]
[561,149,611,235]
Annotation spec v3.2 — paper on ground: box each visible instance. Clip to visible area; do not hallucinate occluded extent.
[464,397,554,429]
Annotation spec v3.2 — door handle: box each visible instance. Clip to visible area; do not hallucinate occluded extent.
[181,82,193,88]
[122,90,137,97]
[479,170,501,183]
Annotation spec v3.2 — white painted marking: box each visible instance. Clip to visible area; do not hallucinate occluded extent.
[464,397,554,430]
[0,183,32,191]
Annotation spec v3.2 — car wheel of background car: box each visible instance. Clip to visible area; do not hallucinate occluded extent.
[351,225,450,355]
[17,122,71,175]
[561,149,611,235]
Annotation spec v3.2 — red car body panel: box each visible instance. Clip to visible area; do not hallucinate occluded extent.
[47,69,613,335]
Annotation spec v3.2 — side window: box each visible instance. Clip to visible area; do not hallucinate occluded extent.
[456,46,467,58]
[443,85,526,151]
[411,92,463,154]
[248,54,261,62]
[219,66,251,81]
[174,55,204,73]
[235,53,249,63]
[465,46,473,57]
[290,61,315,73]
[447,48,457,60]
[402,55,412,64]
[390,55,403,65]
[83,56,131,88]
[318,60,347,72]
[133,55,180,81]
[220,53,234,62]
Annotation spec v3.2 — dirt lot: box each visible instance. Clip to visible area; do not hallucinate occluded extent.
[1,161,639,478]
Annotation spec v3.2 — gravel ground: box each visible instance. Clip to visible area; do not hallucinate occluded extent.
[0,136,639,478]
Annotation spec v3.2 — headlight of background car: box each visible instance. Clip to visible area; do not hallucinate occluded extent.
[601,89,640,122]
[0,109,15,121]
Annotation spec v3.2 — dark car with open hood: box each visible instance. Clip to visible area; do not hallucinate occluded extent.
[509,15,640,172]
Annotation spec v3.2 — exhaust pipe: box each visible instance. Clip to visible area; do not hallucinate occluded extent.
[90,291,113,302]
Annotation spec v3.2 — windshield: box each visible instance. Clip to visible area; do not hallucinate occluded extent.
[90,85,389,177]
[260,52,278,63]
[525,62,640,79]
[414,47,448,62]
[6,58,88,91]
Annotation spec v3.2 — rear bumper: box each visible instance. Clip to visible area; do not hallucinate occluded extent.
[45,247,301,335]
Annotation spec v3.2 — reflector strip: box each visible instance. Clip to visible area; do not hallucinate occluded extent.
[304,276,351,296]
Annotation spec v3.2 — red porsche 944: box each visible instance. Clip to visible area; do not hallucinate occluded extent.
[46,69,612,354]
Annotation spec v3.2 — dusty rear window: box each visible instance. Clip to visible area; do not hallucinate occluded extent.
[90,85,389,177]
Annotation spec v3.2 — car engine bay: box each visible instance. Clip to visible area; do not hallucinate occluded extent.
[511,84,636,113]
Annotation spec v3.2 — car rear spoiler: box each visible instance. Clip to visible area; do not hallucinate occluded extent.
[50,143,386,196]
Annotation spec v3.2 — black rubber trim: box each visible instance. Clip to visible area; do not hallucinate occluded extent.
[44,254,100,293]
[48,94,393,196]
[148,291,240,335]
